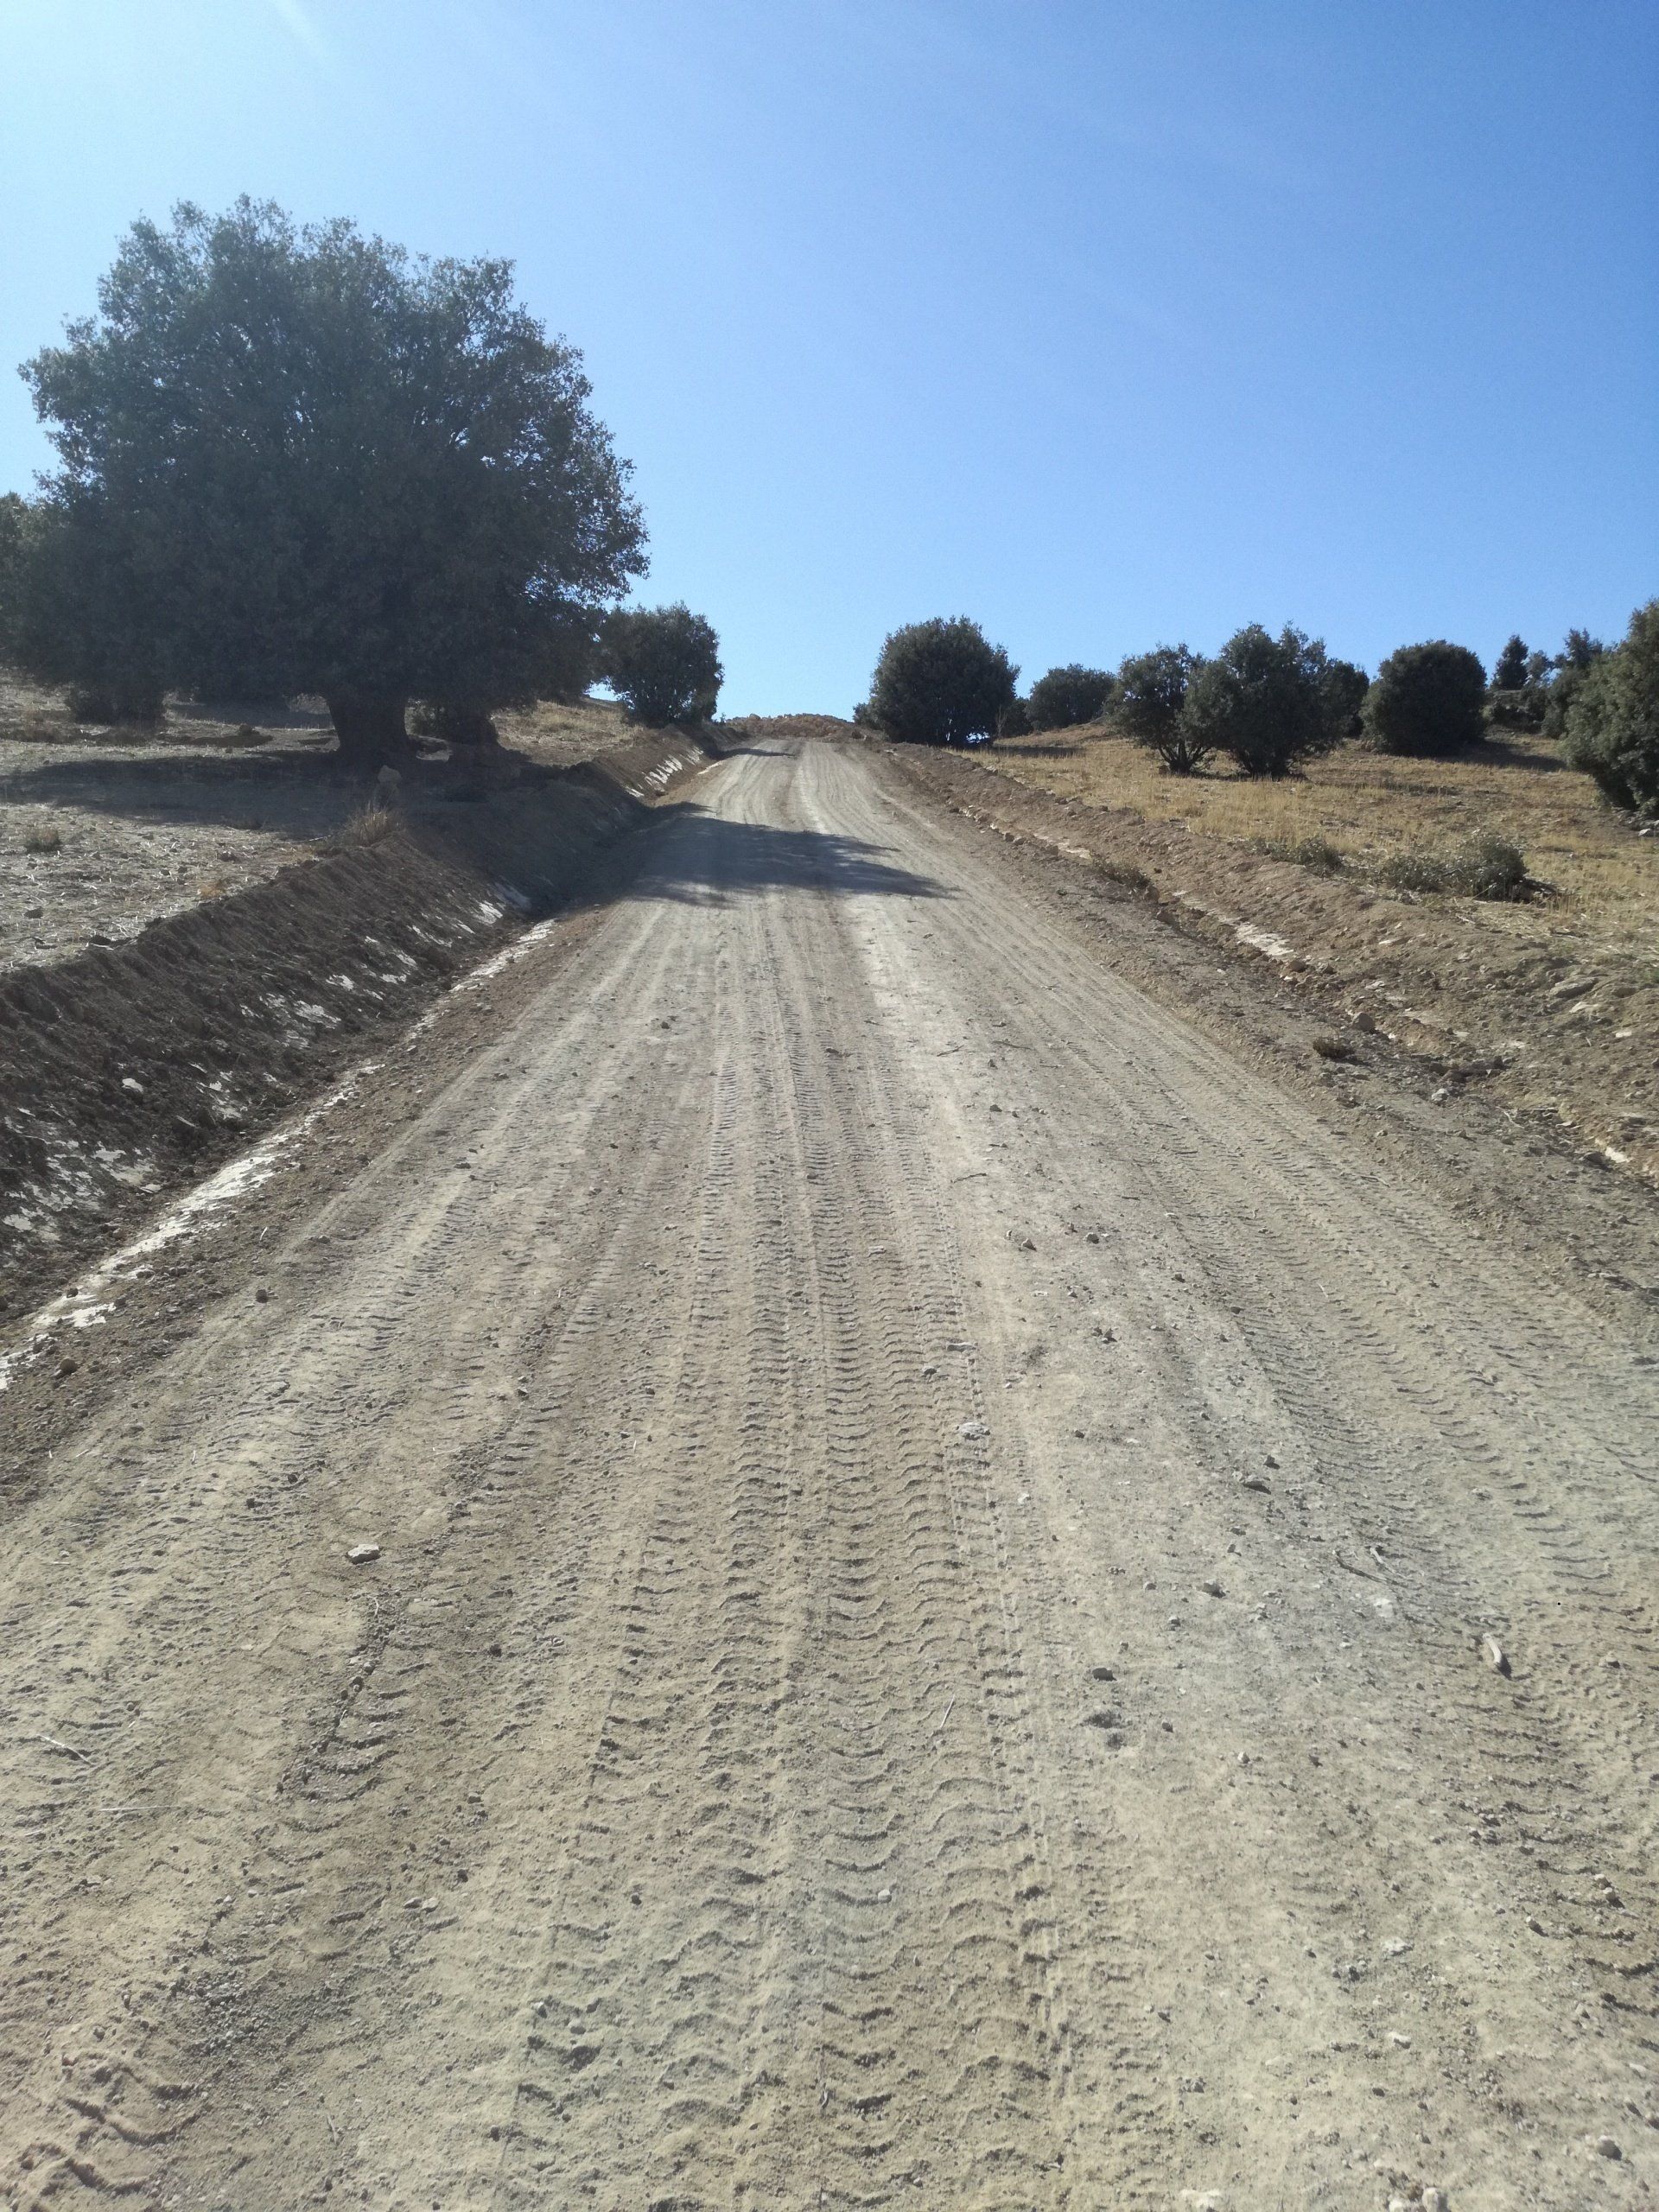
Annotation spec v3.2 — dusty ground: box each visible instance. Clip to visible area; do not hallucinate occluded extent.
[989,721,1658,928]
[1,734,1656,2209]
[903,729,1659,1190]
[0,678,637,974]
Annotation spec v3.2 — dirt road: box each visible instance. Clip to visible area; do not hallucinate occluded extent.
[3,736,1656,2209]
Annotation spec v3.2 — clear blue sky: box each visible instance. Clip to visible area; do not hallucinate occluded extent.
[1,1,1654,714]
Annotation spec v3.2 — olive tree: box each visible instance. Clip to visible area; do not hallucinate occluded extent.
[1562,600,1659,817]
[1183,624,1340,779]
[1362,641,1488,755]
[1115,645,1205,772]
[602,604,722,725]
[867,617,1017,746]
[16,199,646,764]
[1026,664,1114,731]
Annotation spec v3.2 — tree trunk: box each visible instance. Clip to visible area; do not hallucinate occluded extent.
[324,691,411,768]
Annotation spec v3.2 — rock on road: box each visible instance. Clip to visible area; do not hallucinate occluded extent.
[2,735,1656,2209]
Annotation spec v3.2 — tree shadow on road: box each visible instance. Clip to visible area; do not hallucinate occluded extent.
[620,801,948,906]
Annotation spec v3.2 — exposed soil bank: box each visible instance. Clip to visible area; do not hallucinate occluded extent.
[0,728,712,1317]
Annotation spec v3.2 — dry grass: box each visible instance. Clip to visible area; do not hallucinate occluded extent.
[987,724,1658,943]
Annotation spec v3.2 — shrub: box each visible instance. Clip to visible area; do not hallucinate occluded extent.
[996,695,1033,739]
[1116,645,1205,772]
[16,199,645,764]
[1182,624,1338,779]
[866,617,1017,747]
[1380,832,1531,900]
[66,681,164,724]
[409,701,502,746]
[601,604,722,726]
[1363,641,1488,755]
[1026,664,1114,731]
[1561,599,1659,817]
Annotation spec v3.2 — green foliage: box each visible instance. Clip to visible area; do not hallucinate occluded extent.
[1561,599,1659,817]
[1492,633,1529,691]
[1541,630,1608,741]
[602,604,722,726]
[1026,664,1114,731]
[0,492,29,663]
[1318,657,1369,742]
[996,694,1033,738]
[867,617,1018,747]
[16,198,645,761]
[1183,624,1338,779]
[1362,641,1488,756]
[1116,645,1205,772]
[1380,832,1531,901]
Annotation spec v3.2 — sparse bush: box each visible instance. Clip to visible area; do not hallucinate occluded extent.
[1116,645,1205,772]
[1261,832,1344,874]
[1363,641,1488,755]
[1183,624,1338,779]
[850,698,875,727]
[866,617,1018,747]
[318,801,398,853]
[601,604,721,726]
[1379,831,1531,901]
[22,823,62,855]
[1027,664,1114,732]
[17,199,645,765]
[1561,599,1659,817]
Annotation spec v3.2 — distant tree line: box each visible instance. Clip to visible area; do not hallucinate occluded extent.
[855,606,1658,814]
[0,200,723,761]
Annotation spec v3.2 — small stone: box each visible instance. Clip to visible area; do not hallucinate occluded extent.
[1389,2031,1411,2048]
[1199,1579,1224,1599]
[1526,1915,1545,1936]
[957,1420,988,1440]
[254,1287,270,1304]
[1381,1937,1411,1958]
[1594,2134,1622,2159]
[1484,1635,1511,1676]
[346,1542,381,1565]
[1431,1085,1450,1103]
[121,1076,144,1096]
[1422,2193,1447,2212]
[1238,1473,1271,1493]
[1263,1453,1280,1469]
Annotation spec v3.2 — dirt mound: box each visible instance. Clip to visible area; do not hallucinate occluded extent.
[0,732,709,1316]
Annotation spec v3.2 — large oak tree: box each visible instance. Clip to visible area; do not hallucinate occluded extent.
[17,200,646,762]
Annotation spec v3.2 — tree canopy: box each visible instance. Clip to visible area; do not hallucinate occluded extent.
[1362,641,1488,755]
[602,604,722,726]
[867,618,1017,747]
[15,199,646,760]
[1026,664,1114,732]
[1115,645,1205,772]
[1183,624,1342,779]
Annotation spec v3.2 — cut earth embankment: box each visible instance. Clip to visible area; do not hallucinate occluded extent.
[0,729,712,1319]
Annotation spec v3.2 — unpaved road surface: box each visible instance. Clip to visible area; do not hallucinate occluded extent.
[3,737,1656,2209]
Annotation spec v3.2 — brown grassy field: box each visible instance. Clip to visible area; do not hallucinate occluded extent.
[988,723,1657,944]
